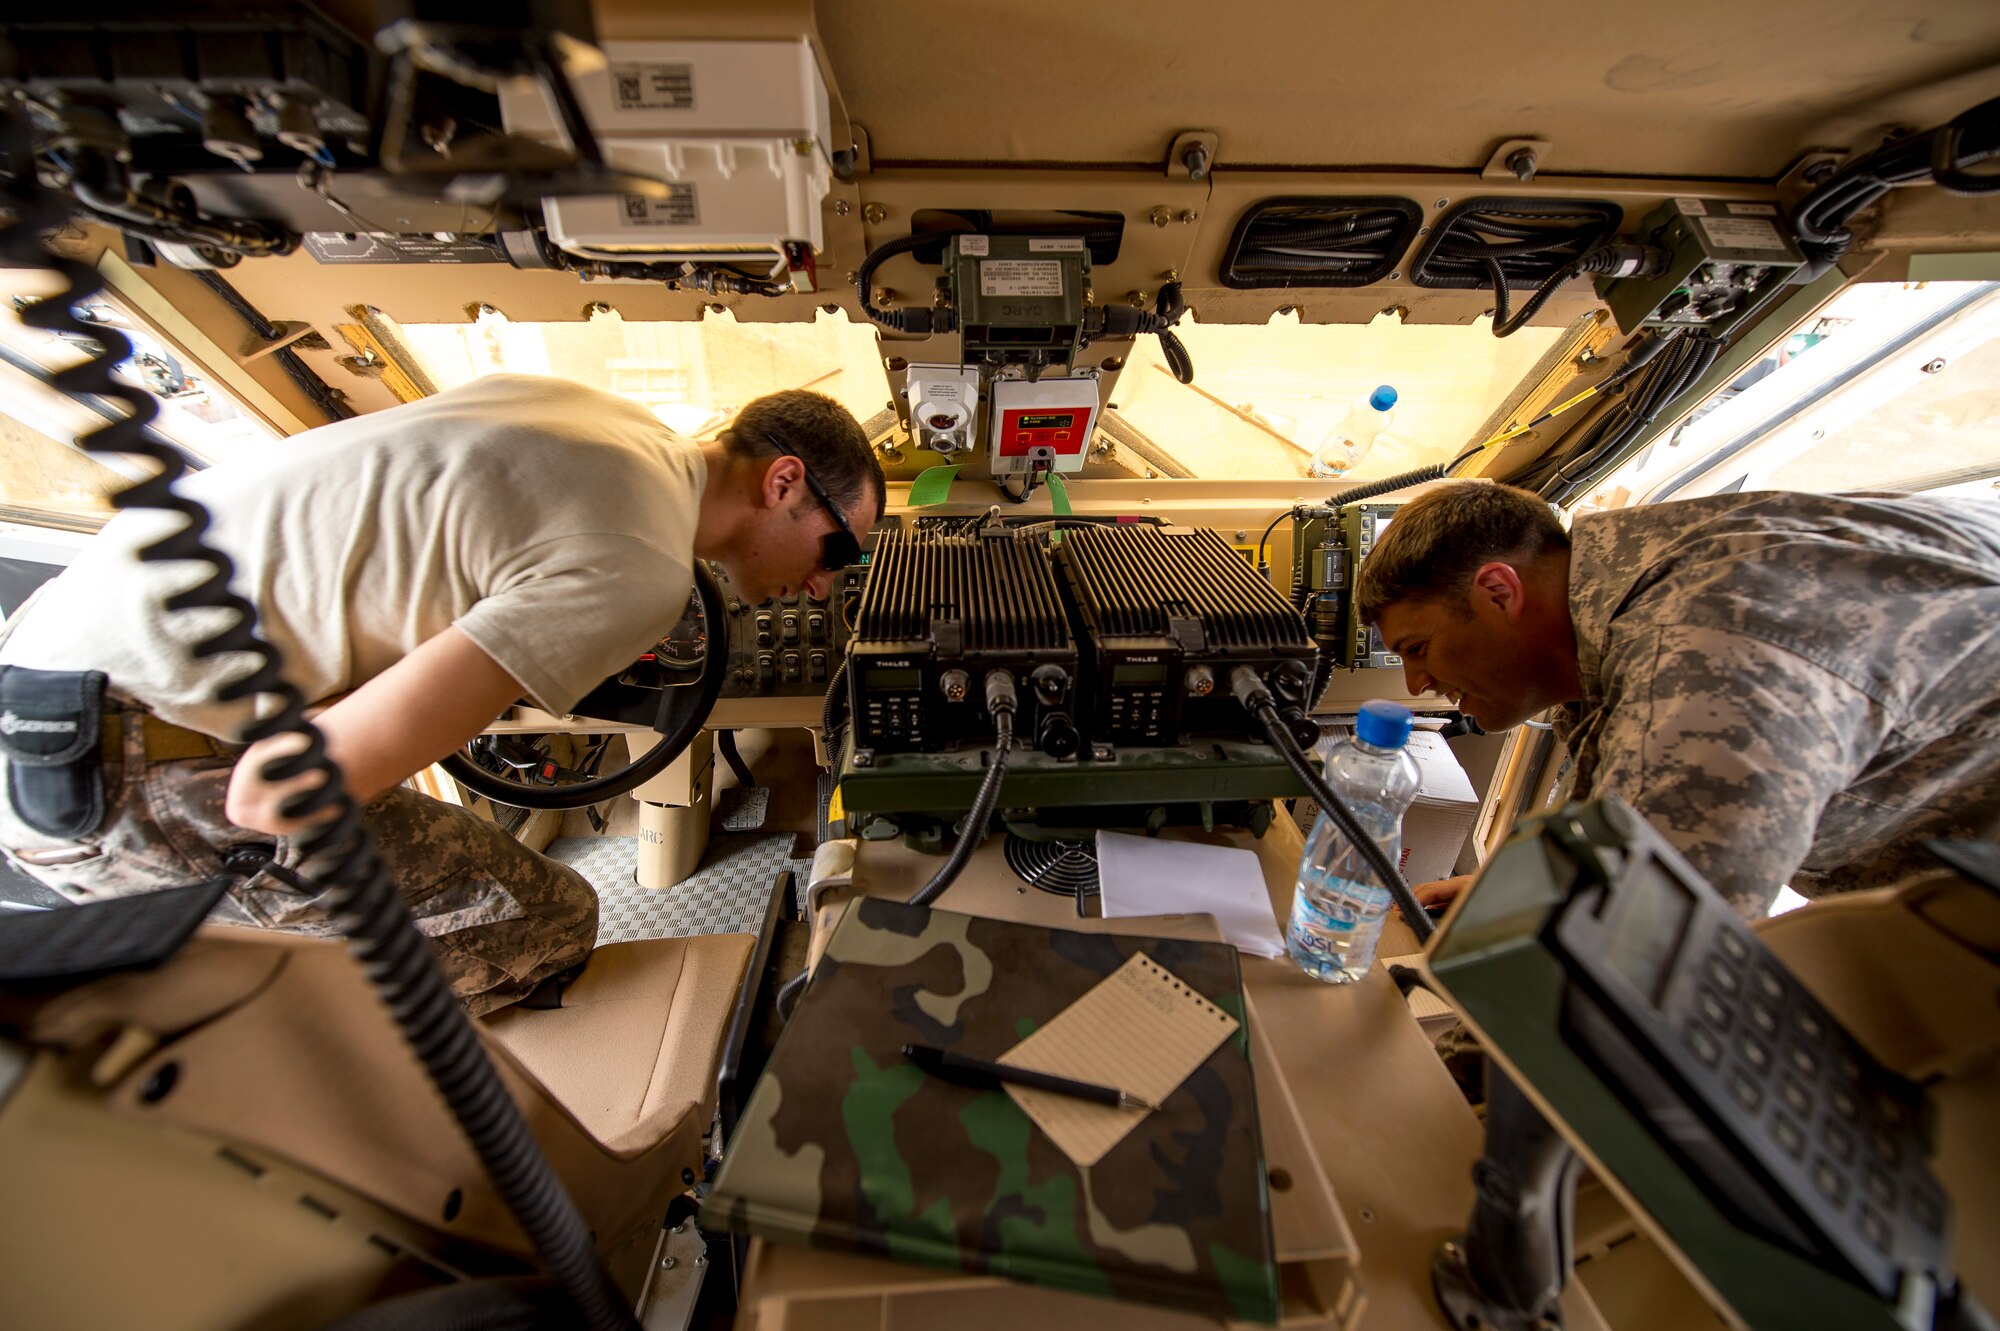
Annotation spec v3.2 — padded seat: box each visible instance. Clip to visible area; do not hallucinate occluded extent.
[0,923,754,1259]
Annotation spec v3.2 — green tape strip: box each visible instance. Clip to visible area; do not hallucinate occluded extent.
[1046,471,1073,516]
[907,464,962,507]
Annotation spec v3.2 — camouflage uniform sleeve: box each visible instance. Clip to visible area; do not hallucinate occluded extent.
[1586,622,1891,919]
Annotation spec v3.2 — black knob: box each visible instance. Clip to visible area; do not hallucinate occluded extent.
[1030,664,1069,706]
[1038,713,1081,759]
[1268,659,1312,704]
[1280,707,1321,751]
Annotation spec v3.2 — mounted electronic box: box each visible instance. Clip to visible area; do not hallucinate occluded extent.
[858,227,1192,492]
[496,38,836,291]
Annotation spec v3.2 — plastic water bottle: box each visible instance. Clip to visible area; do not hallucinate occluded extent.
[1308,385,1399,478]
[1286,700,1420,983]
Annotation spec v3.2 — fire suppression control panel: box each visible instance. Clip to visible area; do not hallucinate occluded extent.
[988,375,1100,476]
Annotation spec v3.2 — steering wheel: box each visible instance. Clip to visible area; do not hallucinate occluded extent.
[437,563,729,810]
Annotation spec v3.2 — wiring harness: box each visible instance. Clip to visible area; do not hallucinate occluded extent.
[1513,97,2000,503]
[0,108,639,1331]
[1219,197,1422,289]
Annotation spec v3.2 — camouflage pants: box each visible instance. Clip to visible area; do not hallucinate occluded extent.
[0,732,597,1018]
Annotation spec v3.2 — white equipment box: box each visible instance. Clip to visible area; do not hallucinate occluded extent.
[497,40,833,266]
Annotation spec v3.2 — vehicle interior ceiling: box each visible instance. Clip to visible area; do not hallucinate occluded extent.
[3,3,2000,1330]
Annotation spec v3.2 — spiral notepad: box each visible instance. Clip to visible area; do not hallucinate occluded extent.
[999,951,1241,1166]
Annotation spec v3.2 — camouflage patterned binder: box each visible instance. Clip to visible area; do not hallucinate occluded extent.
[706,897,1280,1323]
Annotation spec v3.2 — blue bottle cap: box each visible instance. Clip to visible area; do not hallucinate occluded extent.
[1355,699,1414,749]
[1368,385,1399,412]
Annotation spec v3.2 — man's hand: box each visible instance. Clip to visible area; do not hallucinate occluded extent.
[226,730,341,838]
[223,626,529,838]
[1405,874,1474,918]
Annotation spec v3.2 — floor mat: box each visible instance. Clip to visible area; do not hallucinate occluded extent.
[545,831,809,943]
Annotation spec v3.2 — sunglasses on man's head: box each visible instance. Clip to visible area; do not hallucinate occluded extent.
[766,435,862,571]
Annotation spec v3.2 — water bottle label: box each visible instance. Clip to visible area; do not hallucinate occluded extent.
[1286,876,1393,981]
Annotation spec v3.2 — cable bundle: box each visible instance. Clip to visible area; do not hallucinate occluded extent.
[1219,197,1421,288]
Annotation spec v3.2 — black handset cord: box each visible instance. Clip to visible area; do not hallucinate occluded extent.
[0,114,638,1331]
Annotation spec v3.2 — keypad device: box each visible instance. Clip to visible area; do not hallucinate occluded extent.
[1552,855,1951,1301]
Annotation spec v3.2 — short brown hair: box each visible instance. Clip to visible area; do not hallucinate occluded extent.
[1356,482,1569,623]
[724,391,885,515]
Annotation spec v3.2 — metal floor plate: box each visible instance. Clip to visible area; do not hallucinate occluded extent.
[545,831,810,944]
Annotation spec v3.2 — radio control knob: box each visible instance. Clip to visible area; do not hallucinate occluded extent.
[1038,714,1080,759]
[1030,664,1069,706]
[1269,659,1312,704]
[941,668,970,703]
[1184,665,1216,697]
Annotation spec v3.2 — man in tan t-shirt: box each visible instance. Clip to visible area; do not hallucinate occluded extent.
[0,374,885,1014]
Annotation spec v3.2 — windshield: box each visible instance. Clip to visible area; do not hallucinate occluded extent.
[1107,311,1566,480]
[393,303,1562,479]
[397,306,894,440]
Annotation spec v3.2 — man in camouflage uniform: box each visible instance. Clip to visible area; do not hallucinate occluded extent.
[1355,482,2000,919]
[1,375,884,1015]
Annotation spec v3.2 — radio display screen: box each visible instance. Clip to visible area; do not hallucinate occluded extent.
[865,667,922,690]
[1016,412,1078,430]
[1112,662,1166,684]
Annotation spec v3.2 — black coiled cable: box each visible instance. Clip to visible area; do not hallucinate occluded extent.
[0,112,637,1331]
[907,705,1014,909]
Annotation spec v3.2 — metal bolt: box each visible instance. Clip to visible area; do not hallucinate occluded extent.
[584,301,612,318]
[862,202,886,224]
[1388,272,1400,282]
[1150,206,1172,228]
[1417,226,1430,236]
[1576,348,1601,367]
[833,199,851,216]
[1435,198,1450,210]
[791,138,813,154]
[1181,142,1210,181]
[694,1254,707,1267]
[1179,210,1197,224]
[661,1255,677,1270]
[1127,290,1150,308]
[1161,268,1180,282]
[1804,158,1839,184]
[1922,357,1947,374]
[1507,148,1538,182]
[873,288,896,307]
[1234,529,1248,541]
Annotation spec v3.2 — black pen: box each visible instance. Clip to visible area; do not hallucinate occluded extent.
[901,1044,1157,1111]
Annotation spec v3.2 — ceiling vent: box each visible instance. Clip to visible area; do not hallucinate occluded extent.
[1407,197,1622,292]
[1218,197,1423,289]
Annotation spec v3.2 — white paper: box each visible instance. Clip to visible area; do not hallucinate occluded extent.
[1095,831,1286,958]
[1404,730,1478,807]
[1000,952,1239,1167]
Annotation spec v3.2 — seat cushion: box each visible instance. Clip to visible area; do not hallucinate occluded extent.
[483,933,755,1156]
